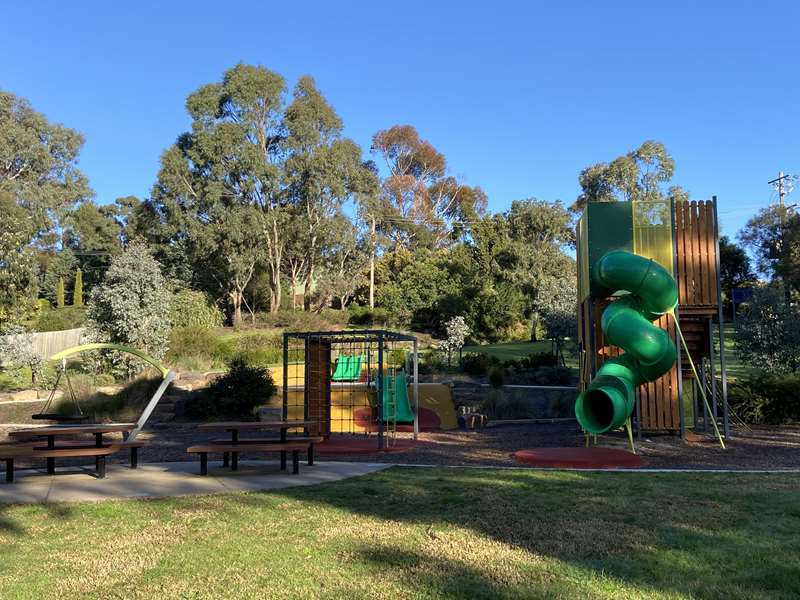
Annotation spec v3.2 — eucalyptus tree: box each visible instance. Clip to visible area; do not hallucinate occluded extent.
[574,140,688,211]
[282,76,374,307]
[370,124,487,249]
[0,91,92,322]
[152,64,286,318]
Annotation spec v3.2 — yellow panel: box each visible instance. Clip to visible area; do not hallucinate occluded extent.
[632,201,674,275]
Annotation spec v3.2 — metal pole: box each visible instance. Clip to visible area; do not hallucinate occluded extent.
[282,333,289,420]
[377,333,384,450]
[700,357,709,432]
[708,316,718,426]
[671,198,685,439]
[412,339,419,440]
[712,196,731,437]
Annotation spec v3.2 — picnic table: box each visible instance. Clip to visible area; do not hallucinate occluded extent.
[6,423,139,477]
[195,420,316,443]
[189,420,319,474]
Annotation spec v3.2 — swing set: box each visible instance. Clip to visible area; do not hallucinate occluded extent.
[31,343,176,441]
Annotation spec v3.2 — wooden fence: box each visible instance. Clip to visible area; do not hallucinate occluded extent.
[1,328,85,361]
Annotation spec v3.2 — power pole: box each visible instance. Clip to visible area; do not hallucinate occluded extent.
[369,215,376,309]
[768,171,793,305]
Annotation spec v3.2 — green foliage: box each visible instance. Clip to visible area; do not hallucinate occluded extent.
[0,325,45,387]
[734,287,800,373]
[187,357,276,420]
[347,305,390,326]
[739,206,800,288]
[574,140,687,210]
[0,91,91,324]
[170,289,224,330]
[488,366,505,388]
[729,373,800,424]
[56,277,65,308]
[257,308,350,331]
[86,241,172,377]
[55,375,161,422]
[41,250,77,306]
[460,353,495,377]
[73,267,83,306]
[167,327,283,371]
[34,305,86,332]
[0,191,39,324]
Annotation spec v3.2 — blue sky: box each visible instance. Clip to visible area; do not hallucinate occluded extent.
[2,1,798,237]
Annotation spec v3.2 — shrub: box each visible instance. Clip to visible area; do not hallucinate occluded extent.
[460,353,494,377]
[348,305,390,327]
[170,290,224,330]
[186,357,276,420]
[729,373,800,424]
[34,306,87,332]
[86,241,171,378]
[257,308,350,331]
[524,352,558,369]
[488,366,505,388]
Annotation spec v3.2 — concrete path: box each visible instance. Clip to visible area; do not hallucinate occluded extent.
[0,460,392,504]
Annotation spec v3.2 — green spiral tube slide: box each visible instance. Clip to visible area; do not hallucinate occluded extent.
[575,250,678,434]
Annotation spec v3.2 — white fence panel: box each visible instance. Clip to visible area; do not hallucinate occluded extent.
[2,328,85,360]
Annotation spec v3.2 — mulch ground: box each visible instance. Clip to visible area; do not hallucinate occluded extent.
[2,420,798,470]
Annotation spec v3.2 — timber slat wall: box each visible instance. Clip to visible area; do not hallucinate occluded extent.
[675,200,718,313]
[306,341,331,437]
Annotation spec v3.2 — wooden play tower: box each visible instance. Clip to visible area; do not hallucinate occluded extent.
[576,198,730,437]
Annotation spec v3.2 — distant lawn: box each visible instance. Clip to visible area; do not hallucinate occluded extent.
[463,339,578,368]
[1,467,798,599]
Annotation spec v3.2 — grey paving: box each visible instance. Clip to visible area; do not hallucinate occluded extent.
[0,460,392,504]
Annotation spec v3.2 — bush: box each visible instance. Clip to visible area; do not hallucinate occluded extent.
[86,241,171,378]
[348,305,390,327]
[168,328,283,371]
[170,290,224,330]
[460,353,494,377]
[186,357,276,420]
[523,352,558,369]
[488,366,505,388]
[34,306,87,332]
[257,309,350,331]
[729,373,800,424]
[55,375,161,422]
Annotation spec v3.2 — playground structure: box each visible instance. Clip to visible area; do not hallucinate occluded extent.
[282,330,451,449]
[33,343,176,441]
[576,199,730,441]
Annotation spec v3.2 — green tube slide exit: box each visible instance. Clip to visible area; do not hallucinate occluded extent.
[575,250,678,434]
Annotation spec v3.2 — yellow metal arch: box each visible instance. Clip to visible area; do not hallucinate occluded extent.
[49,343,170,378]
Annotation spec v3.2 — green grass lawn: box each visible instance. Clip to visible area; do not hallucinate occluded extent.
[462,339,578,368]
[1,467,798,599]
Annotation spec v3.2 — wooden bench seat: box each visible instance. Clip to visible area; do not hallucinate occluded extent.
[0,445,119,482]
[186,442,312,476]
[14,440,146,469]
[208,436,323,467]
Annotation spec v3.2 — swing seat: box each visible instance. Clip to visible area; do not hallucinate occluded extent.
[31,413,87,422]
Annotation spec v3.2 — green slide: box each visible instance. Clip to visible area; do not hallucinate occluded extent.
[381,372,414,423]
[575,250,678,434]
[332,354,364,381]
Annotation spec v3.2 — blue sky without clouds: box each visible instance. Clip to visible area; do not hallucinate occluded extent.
[2,1,798,237]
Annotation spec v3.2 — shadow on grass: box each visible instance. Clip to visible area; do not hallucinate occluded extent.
[260,468,800,599]
[0,501,73,536]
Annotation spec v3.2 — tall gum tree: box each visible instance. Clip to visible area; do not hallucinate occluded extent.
[152,64,287,320]
[0,91,92,323]
[282,76,373,308]
[371,124,487,250]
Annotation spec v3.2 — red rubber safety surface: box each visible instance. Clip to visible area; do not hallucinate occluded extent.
[315,437,434,455]
[512,447,646,468]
